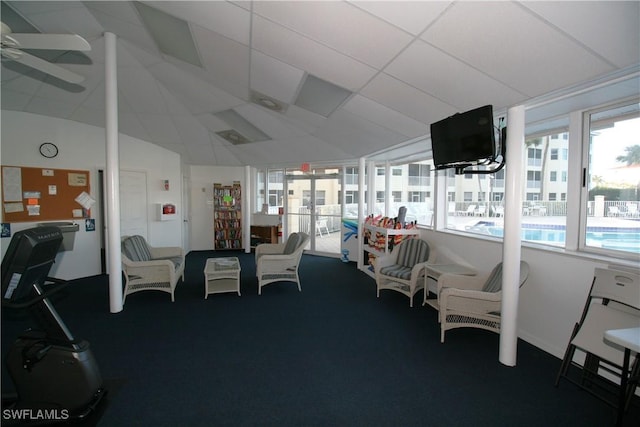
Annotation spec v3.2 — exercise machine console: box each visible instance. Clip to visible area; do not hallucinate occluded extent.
[1,226,104,424]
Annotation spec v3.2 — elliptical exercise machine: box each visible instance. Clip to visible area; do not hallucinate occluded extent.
[1,226,105,425]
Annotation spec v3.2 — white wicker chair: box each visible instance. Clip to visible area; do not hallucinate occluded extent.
[255,232,309,295]
[438,261,529,342]
[374,238,436,307]
[121,235,185,302]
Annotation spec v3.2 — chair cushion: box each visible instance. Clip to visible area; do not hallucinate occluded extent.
[395,238,430,268]
[283,233,301,254]
[122,235,152,262]
[379,264,412,280]
[482,263,503,293]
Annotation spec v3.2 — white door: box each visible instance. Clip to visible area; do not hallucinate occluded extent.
[182,174,190,251]
[120,170,148,238]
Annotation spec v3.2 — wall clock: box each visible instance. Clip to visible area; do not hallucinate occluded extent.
[39,142,58,158]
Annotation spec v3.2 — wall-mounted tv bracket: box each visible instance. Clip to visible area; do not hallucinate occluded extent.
[454,119,507,175]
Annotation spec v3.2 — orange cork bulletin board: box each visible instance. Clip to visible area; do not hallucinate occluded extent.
[1,165,92,223]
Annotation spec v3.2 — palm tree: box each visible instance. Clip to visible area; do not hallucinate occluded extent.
[616,145,640,165]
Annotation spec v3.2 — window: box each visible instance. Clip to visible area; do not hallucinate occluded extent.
[445,126,569,246]
[345,167,358,185]
[376,191,384,202]
[527,171,541,189]
[527,147,542,167]
[392,191,402,202]
[345,190,358,204]
[408,163,430,186]
[256,169,265,211]
[584,102,640,257]
[269,190,283,208]
[408,191,429,202]
[268,170,283,183]
[392,168,402,176]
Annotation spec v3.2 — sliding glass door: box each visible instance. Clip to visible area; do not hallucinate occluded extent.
[285,167,342,256]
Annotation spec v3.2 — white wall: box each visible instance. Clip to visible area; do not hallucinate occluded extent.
[1,111,183,280]
[421,229,630,359]
[188,165,244,251]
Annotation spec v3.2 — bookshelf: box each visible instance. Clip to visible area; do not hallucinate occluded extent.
[213,182,242,250]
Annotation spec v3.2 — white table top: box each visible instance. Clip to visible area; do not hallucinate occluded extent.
[604,327,640,353]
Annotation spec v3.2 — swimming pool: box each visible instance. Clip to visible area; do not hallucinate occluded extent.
[467,224,640,253]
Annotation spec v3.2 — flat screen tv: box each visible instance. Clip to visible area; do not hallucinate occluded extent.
[430,105,496,169]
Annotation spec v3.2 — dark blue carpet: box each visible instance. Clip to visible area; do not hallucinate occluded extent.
[2,251,637,426]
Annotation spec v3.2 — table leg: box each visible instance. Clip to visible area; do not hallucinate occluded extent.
[616,348,630,427]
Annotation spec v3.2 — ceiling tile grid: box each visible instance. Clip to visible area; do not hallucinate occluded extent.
[1,1,638,167]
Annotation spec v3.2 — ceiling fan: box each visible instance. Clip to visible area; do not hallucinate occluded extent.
[1,21,91,84]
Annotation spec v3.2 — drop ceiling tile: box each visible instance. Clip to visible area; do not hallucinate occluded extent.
[361,72,456,124]
[118,40,163,69]
[252,15,377,91]
[521,1,640,68]
[350,0,452,36]
[250,50,304,104]
[136,113,182,144]
[196,113,234,134]
[343,95,427,139]
[17,6,104,40]
[210,144,243,166]
[187,143,218,165]
[191,25,250,90]
[85,7,160,56]
[70,105,106,129]
[150,63,244,114]
[118,112,151,141]
[254,1,413,68]
[156,85,191,116]
[314,109,408,157]
[82,1,142,26]
[149,1,251,45]
[385,39,526,112]
[25,96,78,119]
[283,104,327,134]
[117,69,168,114]
[0,89,33,110]
[172,115,211,146]
[422,1,614,97]
[234,104,306,140]
[80,82,135,114]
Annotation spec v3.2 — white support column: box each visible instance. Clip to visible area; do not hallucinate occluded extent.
[243,166,251,253]
[367,160,376,215]
[104,32,122,313]
[357,157,366,271]
[384,161,391,218]
[499,105,525,366]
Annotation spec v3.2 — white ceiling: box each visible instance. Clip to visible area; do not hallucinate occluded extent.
[1,1,639,167]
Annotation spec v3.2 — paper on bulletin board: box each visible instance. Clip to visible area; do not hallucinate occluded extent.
[75,191,95,210]
[4,203,23,213]
[68,172,87,186]
[2,167,22,202]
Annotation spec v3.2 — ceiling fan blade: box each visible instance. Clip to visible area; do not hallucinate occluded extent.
[5,50,85,83]
[6,33,90,51]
